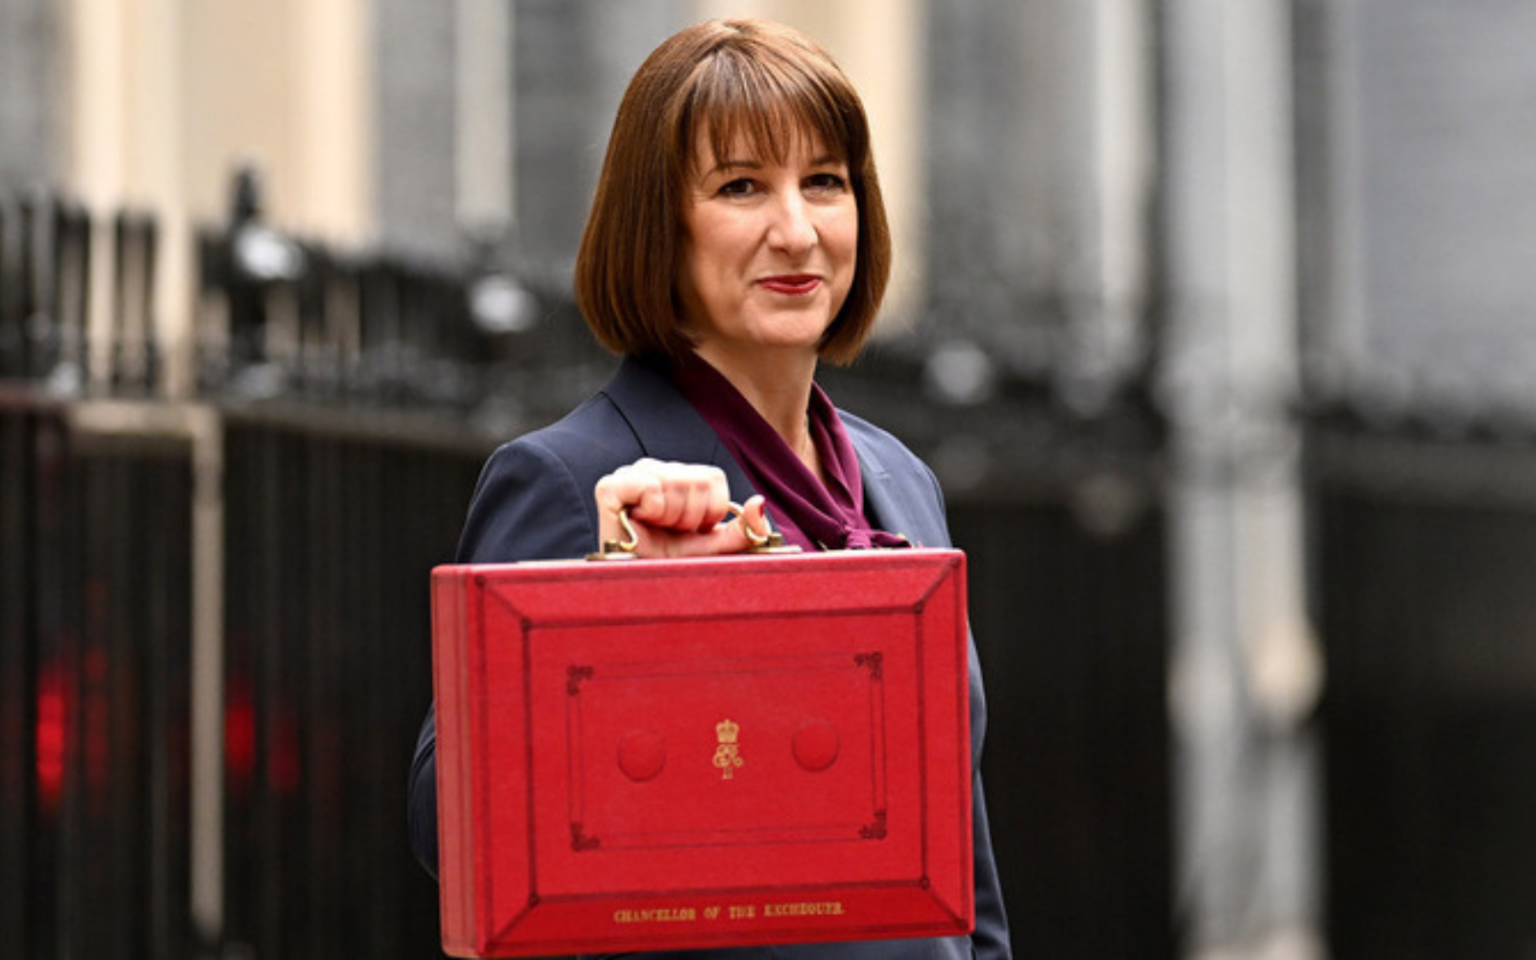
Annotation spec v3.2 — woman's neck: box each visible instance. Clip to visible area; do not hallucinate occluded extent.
[692,342,820,472]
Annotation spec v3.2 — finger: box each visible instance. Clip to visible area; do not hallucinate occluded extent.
[628,463,728,531]
[595,460,663,510]
[594,468,659,547]
[680,467,732,533]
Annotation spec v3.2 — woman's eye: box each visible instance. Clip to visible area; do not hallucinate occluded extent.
[718,178,756,197]
[806,172,848,193]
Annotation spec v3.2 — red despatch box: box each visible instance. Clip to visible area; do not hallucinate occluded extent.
[431,549,974,958]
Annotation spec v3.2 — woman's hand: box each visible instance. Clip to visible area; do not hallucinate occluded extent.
[593,458,769,558]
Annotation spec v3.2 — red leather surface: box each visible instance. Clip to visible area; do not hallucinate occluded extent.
[431,549,973,958]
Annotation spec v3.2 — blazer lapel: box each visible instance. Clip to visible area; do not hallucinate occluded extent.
[849,431,911,542]
[600,356,758,502]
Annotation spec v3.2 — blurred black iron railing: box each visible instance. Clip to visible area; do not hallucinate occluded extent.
[193,168,609,434]
[1303,397,1536,959]
[1,178,501,958]
[2,187,183,959]
[0,394,197,958]
[0,190,159,395]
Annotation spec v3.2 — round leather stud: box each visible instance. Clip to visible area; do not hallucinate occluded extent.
[792,719,840,772]
[617,729,666,782]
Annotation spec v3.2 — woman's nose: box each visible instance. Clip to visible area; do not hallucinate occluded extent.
[766,193,818,255]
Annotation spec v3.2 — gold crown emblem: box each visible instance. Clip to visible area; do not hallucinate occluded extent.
[715,718,740,745]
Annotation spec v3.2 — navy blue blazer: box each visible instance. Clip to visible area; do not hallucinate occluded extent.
[409,356,1012,959]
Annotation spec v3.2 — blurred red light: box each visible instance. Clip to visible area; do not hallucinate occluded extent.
[35,664,69,813]
[225,679,256,794]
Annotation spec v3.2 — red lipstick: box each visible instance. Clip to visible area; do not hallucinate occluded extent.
[759,275,820,296]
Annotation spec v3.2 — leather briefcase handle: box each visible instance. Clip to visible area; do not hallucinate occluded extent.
[589,502,797,560]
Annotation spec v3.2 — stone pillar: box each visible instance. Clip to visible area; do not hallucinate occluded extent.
[1160,0,1322,956]
[0,0,59,187]
[922,0,1152,412]
[373,0,458,252]
[508,1,600,275]
[923,0,1043,347]
[512,1,692,277]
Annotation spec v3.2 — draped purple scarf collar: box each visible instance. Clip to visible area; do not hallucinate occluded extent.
[669,351,908,551]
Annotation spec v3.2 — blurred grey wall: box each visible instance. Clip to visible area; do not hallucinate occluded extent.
[1299,0,1536,413]
[373,1,458,252]
[371,0,697,272]
[0,0,60,185]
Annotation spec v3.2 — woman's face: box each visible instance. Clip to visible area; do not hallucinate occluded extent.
[677,126,857,362]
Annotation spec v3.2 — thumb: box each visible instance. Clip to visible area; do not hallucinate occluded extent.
[702,494,772,555]
[736,495,772,548]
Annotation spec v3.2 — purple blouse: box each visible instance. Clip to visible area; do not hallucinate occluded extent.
[670,351,909,551]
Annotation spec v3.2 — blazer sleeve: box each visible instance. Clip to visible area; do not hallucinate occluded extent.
[923,461,1013,960]
[407,435,601,878]
[865,432,1014,959]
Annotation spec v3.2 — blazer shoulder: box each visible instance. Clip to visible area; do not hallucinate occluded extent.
[513,390,644,480]
[839,409,944,500]
[457,393,645,563]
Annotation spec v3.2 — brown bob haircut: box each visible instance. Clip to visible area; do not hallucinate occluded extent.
[574,18,892,366]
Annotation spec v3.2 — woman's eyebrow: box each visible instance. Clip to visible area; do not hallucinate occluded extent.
[705,154,843,176]
[706,159,761,175]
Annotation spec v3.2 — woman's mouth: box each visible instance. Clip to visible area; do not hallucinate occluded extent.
[758,275,821,296]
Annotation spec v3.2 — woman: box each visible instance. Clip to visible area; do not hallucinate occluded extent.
[410,18,1012,959]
